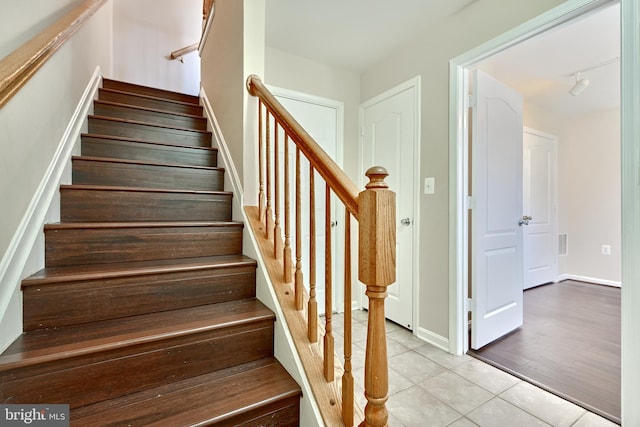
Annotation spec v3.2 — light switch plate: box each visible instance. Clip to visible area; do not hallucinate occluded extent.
[424,177,435,194]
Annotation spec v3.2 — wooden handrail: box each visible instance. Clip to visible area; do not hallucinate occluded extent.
[247,74,396,427]
[170,43,199,61]
[0,0,108,109]
[246,75,360,219]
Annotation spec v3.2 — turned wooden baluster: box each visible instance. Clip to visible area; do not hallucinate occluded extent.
[273,123,283,258]
[283,134,292,282]
[359,167,396,427]
[265,113,274,239]
[308,166,318,343]
[294,147,304,310]
[324,184,334,382]
[258,101,265,221]
[342,210,354,427]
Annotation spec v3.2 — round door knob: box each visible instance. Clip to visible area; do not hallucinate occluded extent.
[400,218,411,226]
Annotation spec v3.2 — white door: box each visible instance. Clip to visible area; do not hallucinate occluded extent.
[523,128,558,289]
[272,88,344,314]
[361,78,419,330]
[470,70,524,349]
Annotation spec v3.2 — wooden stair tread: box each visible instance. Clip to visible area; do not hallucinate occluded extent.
[23,254,256,286]
[71,358,301,426]
[94,99,204,119]
[59,184,232,196]
[89,114,211,135]
[99,87,200,108]
[0,299,272,368]
[102,79,201,105]
[81,133,217,152]
[72,155,223,171]
[44,220,242,230]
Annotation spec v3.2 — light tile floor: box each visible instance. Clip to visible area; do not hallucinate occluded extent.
[329,310,618,427]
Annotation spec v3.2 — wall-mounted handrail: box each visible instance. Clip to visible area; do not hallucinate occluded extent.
[246,74,396,427]
[246,75,360,219]
[0,0,108,109]
[170,43,199,62]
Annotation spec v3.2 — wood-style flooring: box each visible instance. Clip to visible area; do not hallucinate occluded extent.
[469,280,621,424]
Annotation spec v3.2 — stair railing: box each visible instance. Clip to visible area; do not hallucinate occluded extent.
[246,74,396,427]
[0,0,108,109]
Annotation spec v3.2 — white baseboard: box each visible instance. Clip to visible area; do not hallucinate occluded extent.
[0,66,102,353]
[416,327,450,352]
[557,274,622,288]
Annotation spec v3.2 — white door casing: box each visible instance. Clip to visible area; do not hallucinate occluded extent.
[470,70,524,349]
[523,128,558,289]
[271,87,344,314]
[361,77,420,330]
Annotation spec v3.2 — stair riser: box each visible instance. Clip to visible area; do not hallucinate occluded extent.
[94,102,208,131]
[0,322,274,409]
[81,136,217,167]
[72,158,224,192]
[60,189,232,222]
[23,266,256,330]
[224,396,300,427]
[88,117,211,147]
[102,79,200,104]
[99,89,203,115]
[45,224,243,267]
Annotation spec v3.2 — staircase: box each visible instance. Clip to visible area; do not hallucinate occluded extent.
[0,79,301,426]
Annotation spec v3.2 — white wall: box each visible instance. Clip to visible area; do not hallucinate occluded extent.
[360,0,566,341]
[557,109,622,284]
[112,0,201,95]
[0,0,114,351]
[525,104,622,285]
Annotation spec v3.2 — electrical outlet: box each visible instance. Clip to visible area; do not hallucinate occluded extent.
[601,244,611,255]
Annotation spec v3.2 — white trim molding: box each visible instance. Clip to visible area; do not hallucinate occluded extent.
[416,327,449,352]
[0,66,102,352]
[620,0,640,424]
[557,274,622,288]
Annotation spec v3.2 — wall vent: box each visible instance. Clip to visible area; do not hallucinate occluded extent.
[558,233,568,256]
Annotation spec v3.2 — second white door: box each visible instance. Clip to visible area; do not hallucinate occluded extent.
[361,77,419,330]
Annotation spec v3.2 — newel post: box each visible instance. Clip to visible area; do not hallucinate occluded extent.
[358,166,396,427]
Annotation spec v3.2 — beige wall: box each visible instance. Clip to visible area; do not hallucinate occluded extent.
[557,109,621,283]
[264,47,361,182]
[360,0,566,339]
[0,0,114,350]
[112,0,202,95]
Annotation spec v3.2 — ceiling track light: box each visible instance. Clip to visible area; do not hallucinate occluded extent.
[569,72,590,96]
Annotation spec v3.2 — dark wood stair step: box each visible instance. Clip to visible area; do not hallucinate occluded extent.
[72,156,224,192]
[0,300,275,409]
[88,115,211,147]
[94,100,208,131]
[99,88,203,116]
[60,185,232,222]
[102,78,200,105]
[22,255,257,330]
[81,134,218,167]
[44,221,244,267]
[71,358,300,426]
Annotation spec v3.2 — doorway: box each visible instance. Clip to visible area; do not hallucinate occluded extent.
[449,0,626,421]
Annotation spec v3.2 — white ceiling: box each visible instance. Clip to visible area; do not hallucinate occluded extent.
[477,2,620,117]
[265,1,620,117]
[265,0,476,72]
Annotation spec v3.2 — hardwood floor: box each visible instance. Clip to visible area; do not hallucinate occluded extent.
[469,280,621,424]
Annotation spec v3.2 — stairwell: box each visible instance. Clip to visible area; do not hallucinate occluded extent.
[0,79,301,426]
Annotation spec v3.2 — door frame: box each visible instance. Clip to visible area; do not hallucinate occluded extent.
[268,85,346,312]
[358,76,421,331]
[448,0,618,355]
